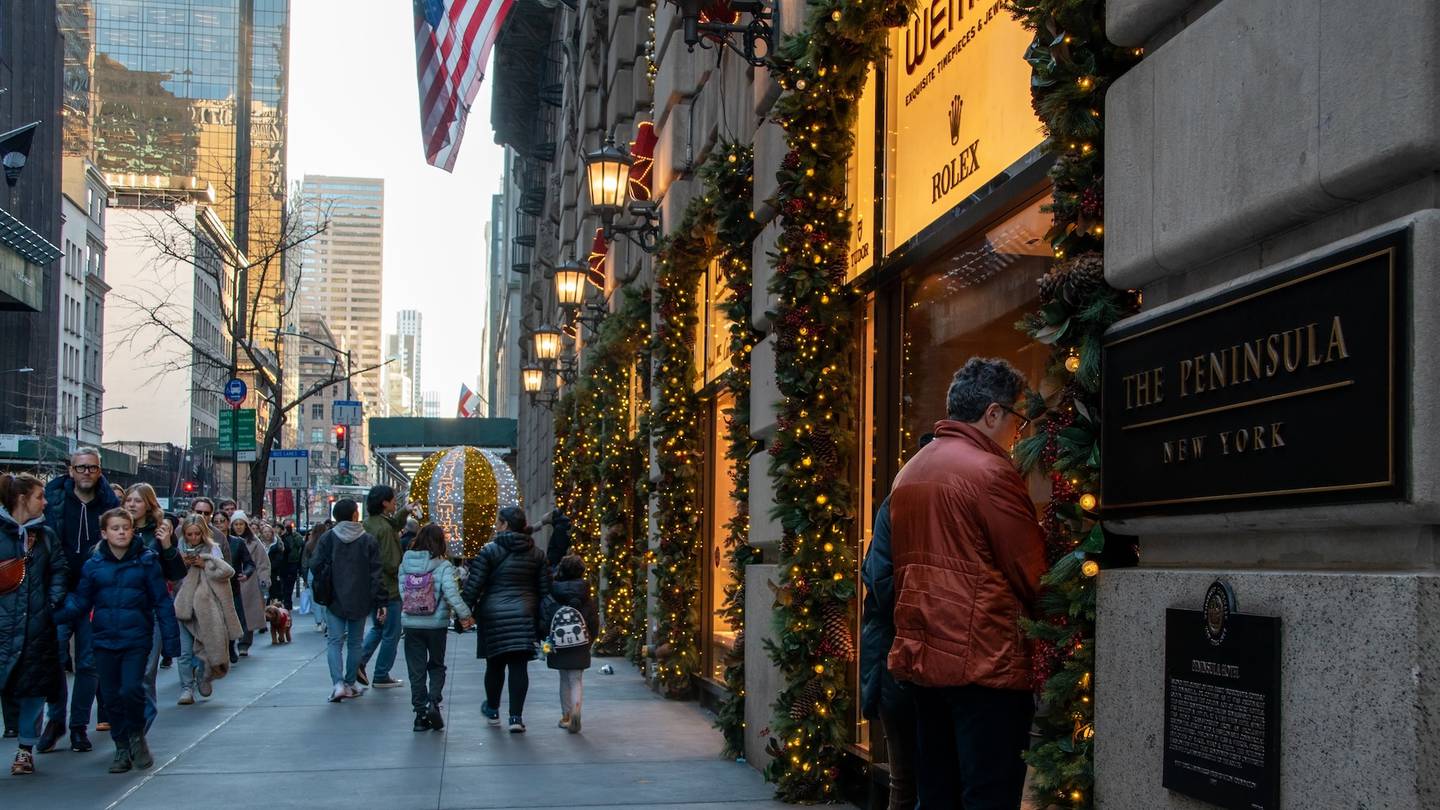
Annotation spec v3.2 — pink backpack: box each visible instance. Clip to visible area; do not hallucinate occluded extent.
[402,570,438,615]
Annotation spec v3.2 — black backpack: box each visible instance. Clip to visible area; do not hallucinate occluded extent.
[310,532,336,606]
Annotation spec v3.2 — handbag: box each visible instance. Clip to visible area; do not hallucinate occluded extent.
[0,530,36,597]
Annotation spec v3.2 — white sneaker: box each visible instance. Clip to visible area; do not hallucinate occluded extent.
[329,683,347,703]
[343,683,364,699]
[177,688,194,705]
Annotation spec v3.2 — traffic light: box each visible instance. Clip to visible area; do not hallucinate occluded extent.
[181,480,197,494]
[334,424,347,448]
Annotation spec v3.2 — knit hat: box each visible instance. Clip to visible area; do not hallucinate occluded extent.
[229,510,250,527]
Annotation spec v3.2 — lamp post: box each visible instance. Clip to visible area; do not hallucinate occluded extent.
[76,404,127,443]
[584,135,662,253]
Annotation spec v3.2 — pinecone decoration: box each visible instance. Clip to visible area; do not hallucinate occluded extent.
[789,677,827,720]
[811,433,839,469]
[1080,186,1103,218]
[819,601,856,661]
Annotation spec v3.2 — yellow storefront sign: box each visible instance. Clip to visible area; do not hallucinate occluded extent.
[884,0,1043,249]
[846,66,878,281]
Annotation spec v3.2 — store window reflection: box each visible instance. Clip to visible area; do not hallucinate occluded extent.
[899,196,1053,468]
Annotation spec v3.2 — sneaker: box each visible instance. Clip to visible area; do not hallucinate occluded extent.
[178,687,195,706]
[481,700,500,726]
[95,722,111,733]
[355,664,370,686]
[507,716,526,733]
[3,727,17,739]
[568,710,581,734]
[228,650,238,664]
[11,749,34,775]
[343,683,365,699]
[108,743,132,774]
[69,729,92,752]
[372,676,403,689]
[129,734,153,770]
[426,702,444,731]
[329,683,347,703]
[160,656,173,669]
[36,720,65,753]
[197,678,213,698]
[413,712,432,732]
[238,648,249,657]
[558,715,570,730]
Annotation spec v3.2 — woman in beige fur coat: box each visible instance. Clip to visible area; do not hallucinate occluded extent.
[231,511,270,655]
[172,515,243,704]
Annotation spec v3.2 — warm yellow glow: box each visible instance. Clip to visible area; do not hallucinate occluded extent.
[1078,492,1098,511]
[1081,560,1100,577]
[532,326,563,362]
[554,263,589,308]
[521,365,545,393]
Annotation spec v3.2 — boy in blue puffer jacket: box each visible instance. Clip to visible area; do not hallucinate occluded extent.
[399,524,473,732]
[56,508,180,774]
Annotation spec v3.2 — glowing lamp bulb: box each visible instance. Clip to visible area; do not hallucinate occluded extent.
[1081,560,1101,578]
[1078,493,1098,511]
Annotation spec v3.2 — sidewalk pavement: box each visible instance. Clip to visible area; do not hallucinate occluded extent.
[4,617,794,810]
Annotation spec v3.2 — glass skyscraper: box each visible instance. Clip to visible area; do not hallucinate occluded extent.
[60,0,289,331]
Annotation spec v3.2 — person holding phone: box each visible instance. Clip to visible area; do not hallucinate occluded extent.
[170,515,240,705]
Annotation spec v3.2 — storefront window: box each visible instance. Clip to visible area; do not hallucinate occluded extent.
[898,196,1053,463]
[704,391,740,682]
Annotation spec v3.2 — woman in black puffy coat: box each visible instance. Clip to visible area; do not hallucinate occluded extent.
[0,473,67,775]
[462,505,550,733]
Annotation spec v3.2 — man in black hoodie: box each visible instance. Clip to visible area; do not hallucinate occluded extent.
[38,448,120,754]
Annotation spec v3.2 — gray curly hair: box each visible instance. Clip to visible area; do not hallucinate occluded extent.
[946,357,1027,422]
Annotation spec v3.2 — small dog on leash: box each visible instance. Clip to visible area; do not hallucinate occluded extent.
[265,600,292,645]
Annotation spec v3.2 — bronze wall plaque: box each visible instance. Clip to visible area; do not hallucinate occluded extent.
[1101,229,1406,518]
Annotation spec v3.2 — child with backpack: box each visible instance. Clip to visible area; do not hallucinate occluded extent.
[540,554,598,733]
[399,524,473,732]
[55,508,180,773]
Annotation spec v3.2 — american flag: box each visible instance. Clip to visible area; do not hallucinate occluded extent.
[413,0,513,172]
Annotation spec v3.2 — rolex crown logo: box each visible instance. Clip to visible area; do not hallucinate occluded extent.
[949,95,963,145]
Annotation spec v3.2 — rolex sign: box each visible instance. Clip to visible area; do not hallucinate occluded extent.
[884,0,1043,248]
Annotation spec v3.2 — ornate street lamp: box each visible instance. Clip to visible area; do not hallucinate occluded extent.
[553,261,589,309]
[531,325,564,364]
[521,364,545,394]
[673,0,776,67]
[584,134,662,253]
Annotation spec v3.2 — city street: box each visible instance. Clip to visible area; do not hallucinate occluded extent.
[4,623,788,810]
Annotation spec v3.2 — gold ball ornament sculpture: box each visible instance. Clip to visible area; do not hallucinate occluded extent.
[407,446,521,558]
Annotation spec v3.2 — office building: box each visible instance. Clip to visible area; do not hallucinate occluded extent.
[58,158,111,446]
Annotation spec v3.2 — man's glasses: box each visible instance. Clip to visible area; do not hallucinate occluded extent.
[996,403,1032,433]
[70,464,100,474]
[193,509,212,517]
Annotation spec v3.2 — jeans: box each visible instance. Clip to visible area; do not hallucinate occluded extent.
[403,627,448,711]
[143,625,161,731]
[13,697,43,747]
[49,613,99,731]
[558,669,583,719]
[878,687,920,810]
[914,685,1035,810]
[177,623,199,690]
[324,607,367,686]
[484,651,531,718]
[95,646,149,743]
[360,597,403,679]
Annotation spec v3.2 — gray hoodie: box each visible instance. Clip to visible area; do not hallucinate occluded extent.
[317,522,383,621]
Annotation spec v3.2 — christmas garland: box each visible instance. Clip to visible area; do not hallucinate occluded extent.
[1008,1,1142,807]
[709,143,763,760]
[551,287,652,659]
[650,143,758,700]
[762,0,911,799]
[649,179,712,699]
[591,288,652,657]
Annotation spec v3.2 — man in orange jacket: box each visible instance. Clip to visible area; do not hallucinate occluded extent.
[888,357,1046,809]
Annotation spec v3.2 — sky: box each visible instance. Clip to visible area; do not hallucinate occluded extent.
[286,0,504,407]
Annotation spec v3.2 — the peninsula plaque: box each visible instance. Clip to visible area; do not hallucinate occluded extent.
[1101,229,1406,518]
[1163,582,1280,810]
